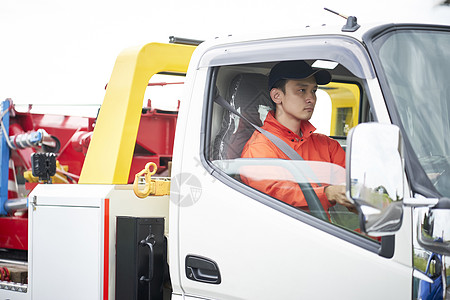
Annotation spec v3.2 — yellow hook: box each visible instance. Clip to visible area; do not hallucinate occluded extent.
[133,162,157,198]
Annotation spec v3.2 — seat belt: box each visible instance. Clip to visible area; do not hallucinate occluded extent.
[214,95,329,221]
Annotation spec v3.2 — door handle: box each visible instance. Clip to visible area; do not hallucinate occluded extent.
[185,255,221,284]
[139,239,154,283]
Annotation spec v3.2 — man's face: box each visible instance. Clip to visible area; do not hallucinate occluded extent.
[273,76,318,121]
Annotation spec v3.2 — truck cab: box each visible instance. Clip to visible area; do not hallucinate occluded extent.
[171,22,450,299]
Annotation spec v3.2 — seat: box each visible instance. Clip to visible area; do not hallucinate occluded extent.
[212,73,274,160]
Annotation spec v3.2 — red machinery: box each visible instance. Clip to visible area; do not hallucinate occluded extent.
[0,94,178,257]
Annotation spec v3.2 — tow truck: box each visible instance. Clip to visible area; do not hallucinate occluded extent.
[1,15,449,300]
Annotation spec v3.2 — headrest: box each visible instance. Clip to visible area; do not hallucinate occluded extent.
[227,73,274,127]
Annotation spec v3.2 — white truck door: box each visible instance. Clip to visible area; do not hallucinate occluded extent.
[172,35,413,299]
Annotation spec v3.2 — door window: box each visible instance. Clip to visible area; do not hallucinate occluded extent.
[207,60,376,239]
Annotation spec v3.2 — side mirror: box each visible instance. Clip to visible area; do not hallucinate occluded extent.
[417,198,450,256]
[346,123,404,235]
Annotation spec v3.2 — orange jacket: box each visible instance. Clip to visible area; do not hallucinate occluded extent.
[241,111,345,212]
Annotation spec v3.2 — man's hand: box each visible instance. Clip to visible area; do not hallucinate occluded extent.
[325,185,357,213]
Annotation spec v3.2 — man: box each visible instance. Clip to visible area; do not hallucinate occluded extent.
[241,60,355,214]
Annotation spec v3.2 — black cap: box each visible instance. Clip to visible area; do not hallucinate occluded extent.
[268,60,332,90]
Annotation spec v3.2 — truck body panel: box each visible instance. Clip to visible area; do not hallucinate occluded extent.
[177,171,412,299]
[28,184,170,299]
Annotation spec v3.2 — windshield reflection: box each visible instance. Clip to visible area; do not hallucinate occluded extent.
[213,158,345,185]
[213,158,360,231]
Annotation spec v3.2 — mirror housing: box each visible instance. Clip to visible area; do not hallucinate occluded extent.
[417,197,450,256]
[346,123,404,236]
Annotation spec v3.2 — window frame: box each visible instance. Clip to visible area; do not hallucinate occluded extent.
[199,38,382,254]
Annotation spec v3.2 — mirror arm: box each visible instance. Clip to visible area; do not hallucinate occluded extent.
[378,235,395,258]
[403,194,439,207]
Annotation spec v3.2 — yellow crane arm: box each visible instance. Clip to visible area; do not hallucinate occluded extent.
[79,42,196,184]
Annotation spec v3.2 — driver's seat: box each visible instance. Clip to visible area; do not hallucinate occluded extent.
[212,73,274,160]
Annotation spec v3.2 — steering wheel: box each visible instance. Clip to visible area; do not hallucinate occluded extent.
[297,182,329,221]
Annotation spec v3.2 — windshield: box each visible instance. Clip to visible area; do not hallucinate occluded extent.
[372,27,450,198]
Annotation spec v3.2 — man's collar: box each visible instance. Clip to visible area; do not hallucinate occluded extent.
[264,111,316,139]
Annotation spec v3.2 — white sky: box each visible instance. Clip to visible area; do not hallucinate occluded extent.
[1,0,449,114]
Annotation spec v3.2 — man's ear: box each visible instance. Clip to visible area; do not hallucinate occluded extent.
[270,88,282,104]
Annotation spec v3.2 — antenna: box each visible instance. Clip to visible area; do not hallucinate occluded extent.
[169,36,203,46]
[324,8,361,32]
